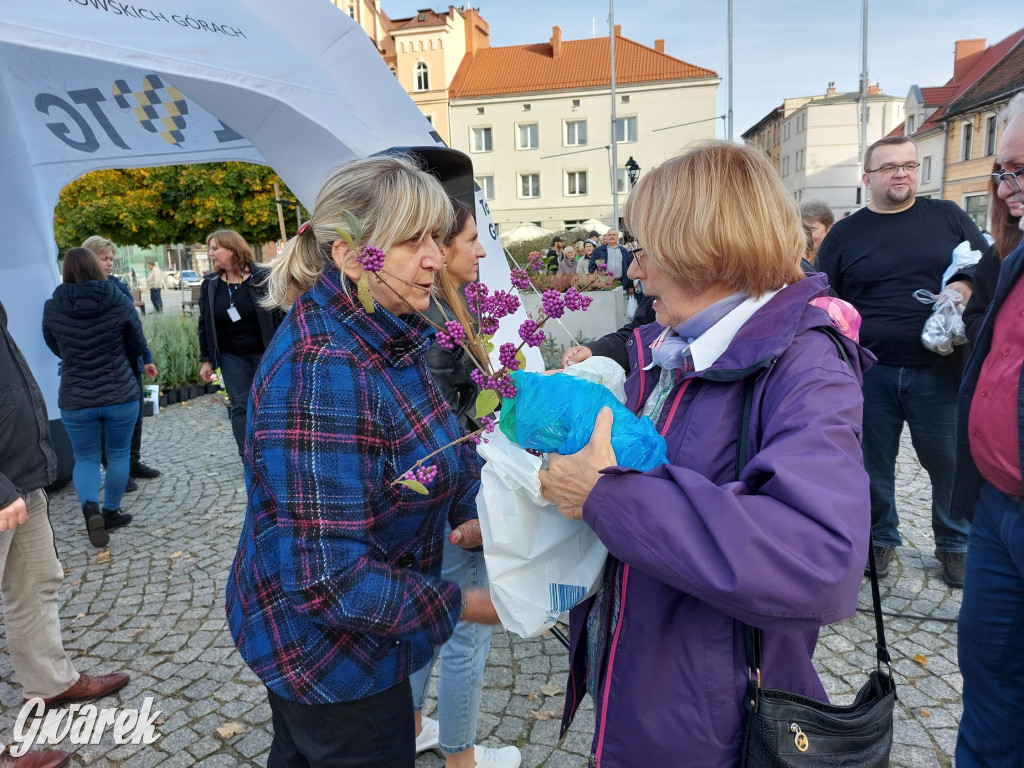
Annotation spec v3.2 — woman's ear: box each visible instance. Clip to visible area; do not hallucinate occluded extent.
[331,239,363,282]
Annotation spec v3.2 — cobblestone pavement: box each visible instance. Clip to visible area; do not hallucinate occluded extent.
[0,395,962,767]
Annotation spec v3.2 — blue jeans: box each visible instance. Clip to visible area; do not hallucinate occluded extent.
[956,483,1024,767]
[61,400,139,511]
[149,287,162,313]
[409,527,491,754]
[219,351,263,457]
[860,363,969,552]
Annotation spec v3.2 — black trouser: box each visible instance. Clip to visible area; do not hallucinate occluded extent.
[266,681,415,768]
[149,287,163,313]
[130,372,144,465]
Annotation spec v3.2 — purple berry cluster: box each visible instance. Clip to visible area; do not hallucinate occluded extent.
[563,287,592,311]
[479,316,499,335]
[527,252,545,273]
[403,464,438,485]
[470,369,518,398]
[435,320,468,350]
[464,282,488,313]
[540,290,566,320]
[481,290,520,319]
[509,268,531,289]
[498,342,520,371]
[468,414,498,445]
[357,245,386,272]
[518,319,546,347]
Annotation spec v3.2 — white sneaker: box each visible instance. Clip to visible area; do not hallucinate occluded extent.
[415,715,439,754]
[473,744,522,768]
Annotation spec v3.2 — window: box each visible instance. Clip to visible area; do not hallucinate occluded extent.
[517,124,539,149]
[571,98,580,108]
[423,114,433,125]
[472,127,492,153]
[566,170,588,196]
[795,149,805,171]
[347,4,355,17]
[475,175,494,200]
[621,95,630,104]
[964,194,989,230]
[614,116,637,143]
[615,168,629,192]
[796,113,806,133]
[565,120,587,146]
[961,121,973,161]
[781,156,789,176]
[476,107,485,115]
[922,155,932,183]
[519,173,540,198]
[986,115,997,155]
[783,122,790,141]
[907,114,915,134]
[523,104,531,112]
[414,62,429,92]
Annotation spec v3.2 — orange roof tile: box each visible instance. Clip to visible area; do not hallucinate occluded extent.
[449,34,716,98]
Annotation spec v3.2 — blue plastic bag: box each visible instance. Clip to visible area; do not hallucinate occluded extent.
[499,371,667,472]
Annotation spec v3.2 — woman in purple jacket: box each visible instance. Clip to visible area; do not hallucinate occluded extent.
[539,141,872,768]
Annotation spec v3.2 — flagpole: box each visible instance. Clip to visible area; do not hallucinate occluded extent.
[609,0,619,232]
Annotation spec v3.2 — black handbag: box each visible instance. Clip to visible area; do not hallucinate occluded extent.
[734,344,897,768]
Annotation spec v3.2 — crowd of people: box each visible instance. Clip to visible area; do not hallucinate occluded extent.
[1,92,1022,767]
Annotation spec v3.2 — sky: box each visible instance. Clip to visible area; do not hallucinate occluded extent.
[433,1,1014,140]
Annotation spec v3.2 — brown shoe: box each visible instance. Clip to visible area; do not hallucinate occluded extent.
[0,748,71,768]
[864,545,894,578]
[936,549,966,589]
[27,672,130,708]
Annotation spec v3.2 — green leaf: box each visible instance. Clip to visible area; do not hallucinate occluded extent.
[475,389,500,419]
[397,479,429,495]
[357,272,375,313]
[333,226,355,251]
[482,339,495,353]
[515,349,526,368]
[341,209,363,243]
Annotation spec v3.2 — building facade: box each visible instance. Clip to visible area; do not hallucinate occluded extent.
[447,27,719,234]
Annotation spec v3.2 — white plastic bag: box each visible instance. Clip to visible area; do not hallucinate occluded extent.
[561,355,627,403]
[626,293,638,321]
[476,430,608,637]
[913,287,967,356]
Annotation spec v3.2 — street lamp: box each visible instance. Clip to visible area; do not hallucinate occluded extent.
[625,156,641,187]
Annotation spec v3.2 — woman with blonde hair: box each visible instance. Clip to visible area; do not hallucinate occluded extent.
[226,153,499,768]
[540,141,872,767]
[197,228,281,456]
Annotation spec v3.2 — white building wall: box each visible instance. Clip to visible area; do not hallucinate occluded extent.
[450,77,719,233]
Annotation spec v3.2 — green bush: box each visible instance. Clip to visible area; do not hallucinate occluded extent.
[141,314,201,391]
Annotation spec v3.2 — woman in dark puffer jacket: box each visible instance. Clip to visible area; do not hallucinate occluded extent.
[43,248,147,547]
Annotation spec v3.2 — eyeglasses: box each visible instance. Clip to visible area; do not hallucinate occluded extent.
[865,162,921,175]
[992,168,1024,193]
[624,241,646,268]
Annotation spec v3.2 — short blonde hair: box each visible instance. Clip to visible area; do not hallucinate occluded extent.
[206,229,255,275]
[624,141,805,297]
[82,235,116,257]
[266,154,453,310]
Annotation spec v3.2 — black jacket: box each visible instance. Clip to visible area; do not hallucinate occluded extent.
[197,265,282,368]
[0,301,57,506]
[423,298,480,433]
[42,279,146,410]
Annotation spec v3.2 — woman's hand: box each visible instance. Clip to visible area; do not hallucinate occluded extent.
[200,361,215,382]
[449,518,482,549]
[143,363,158,380]
[540,407,617,520]
[561,345,593,367]
[460,587,501,625]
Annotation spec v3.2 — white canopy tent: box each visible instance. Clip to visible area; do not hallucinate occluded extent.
[579,218,611,236]
[0,0,537,428]
[500,223,553,244]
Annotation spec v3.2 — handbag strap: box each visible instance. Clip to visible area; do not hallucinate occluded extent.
[738,330,891,714]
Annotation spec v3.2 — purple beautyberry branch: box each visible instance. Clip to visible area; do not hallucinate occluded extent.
[498,342,521,371]
[435,320,467,350]
[357,246,386,272]
[403,464,438,485]
[509,268,531,289]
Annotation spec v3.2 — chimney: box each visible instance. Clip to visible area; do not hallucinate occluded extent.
[550,26,561,58]
[614,24,621,38]
[953,38,987,81]
[867,83,880,95]
[654,39,665,53]
[826,81,836,96]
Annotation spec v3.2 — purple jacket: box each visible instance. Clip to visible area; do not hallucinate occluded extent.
[560,274,873,767]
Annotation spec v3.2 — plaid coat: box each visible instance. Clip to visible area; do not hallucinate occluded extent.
[226,266,481,704]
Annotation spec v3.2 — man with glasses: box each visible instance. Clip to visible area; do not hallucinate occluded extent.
[953,91,1024,768]
[818,135,987,588]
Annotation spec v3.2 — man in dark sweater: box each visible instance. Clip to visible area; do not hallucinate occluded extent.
[0,300,130,767]
[818,135,988,588]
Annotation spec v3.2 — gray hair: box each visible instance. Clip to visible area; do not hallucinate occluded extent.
[800,200,835,227]
[81,235,116,256]
[1001,91,1024,127]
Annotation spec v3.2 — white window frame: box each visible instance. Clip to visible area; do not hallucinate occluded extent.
[475,175,494,200]
[565,119,587,147]
[907,114,916,134]
[519,172,540,199]
[963,192,989,230]
[922,155,932,183]
[414,61,429,92]
[471,126,492,153]
[516,123,539,150]
[614,116,637,143]
[565,170,588,197]
[961,120,973,161]
[781,156,789,177]
[615,168,629,193]
[985,114,998,156]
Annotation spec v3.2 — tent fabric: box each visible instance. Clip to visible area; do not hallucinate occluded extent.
[0,0,537,413]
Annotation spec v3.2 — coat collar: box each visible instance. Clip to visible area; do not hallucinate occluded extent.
[309,266,434,368]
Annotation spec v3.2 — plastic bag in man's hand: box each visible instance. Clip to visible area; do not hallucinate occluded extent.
[914,287,967,356]
[499,370,667,471]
